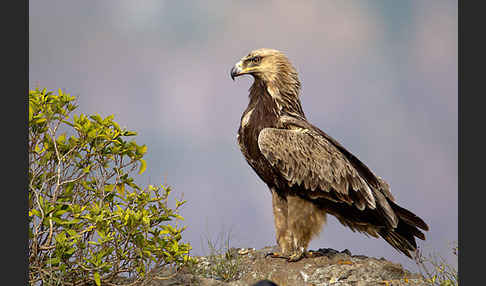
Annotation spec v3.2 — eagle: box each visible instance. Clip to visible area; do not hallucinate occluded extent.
[230,48,429,262]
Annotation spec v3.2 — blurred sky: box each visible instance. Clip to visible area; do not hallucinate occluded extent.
[29,0,457,271]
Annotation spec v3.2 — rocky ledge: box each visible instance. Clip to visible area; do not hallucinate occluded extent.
[144,246,428,286]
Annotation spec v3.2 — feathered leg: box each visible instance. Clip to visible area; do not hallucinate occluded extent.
[269,188,294,258]
[287,195,327,261]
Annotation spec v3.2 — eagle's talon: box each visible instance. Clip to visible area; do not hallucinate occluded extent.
[265,252,288,259]
[288,252,305,262]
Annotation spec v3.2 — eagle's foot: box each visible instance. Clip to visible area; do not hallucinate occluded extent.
[287,249,306,262]
[265,250,306,262]
[288,252,304,262]
[264,251,288,260]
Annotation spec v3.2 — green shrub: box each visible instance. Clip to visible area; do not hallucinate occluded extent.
[28,88,192,285]
[187,229,242,282]
[414,241,458,286]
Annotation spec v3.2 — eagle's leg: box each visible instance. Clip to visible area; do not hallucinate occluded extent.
[287,195,327,262]
[269,188,294,259]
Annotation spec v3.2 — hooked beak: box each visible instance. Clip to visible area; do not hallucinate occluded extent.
[230,60,244,81]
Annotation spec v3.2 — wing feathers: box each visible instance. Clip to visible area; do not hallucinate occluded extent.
[257,127,428,256]
[258,128,378,211]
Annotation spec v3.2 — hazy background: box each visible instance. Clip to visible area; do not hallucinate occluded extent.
[29,0,457,271]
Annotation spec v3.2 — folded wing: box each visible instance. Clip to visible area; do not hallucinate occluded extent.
[258,127,398,228]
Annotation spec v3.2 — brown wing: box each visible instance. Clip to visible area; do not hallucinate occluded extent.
[257,127,398,228]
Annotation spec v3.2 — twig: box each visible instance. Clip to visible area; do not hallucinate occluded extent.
[40,213,54,250]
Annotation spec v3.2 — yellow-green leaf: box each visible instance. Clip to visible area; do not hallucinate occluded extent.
[112,121,120,130]
[173,214,184,221]
[30,209,41,217]
[35,118,47,124]
[138,159,147,174]
[83,165,91,174]
[142,216,150,226]
[47,257,60,266]
[29,104,33,121]
[94,272,101,286]
[104,184,115,193]
[57,134,66,144]
[54,209,68,216]
[116,184,125,197]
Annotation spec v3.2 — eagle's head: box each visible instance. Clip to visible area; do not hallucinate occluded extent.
[231,48,304,116]
[230,48,300,90]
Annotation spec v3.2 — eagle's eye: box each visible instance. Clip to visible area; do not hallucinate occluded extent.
[251,56,261,64]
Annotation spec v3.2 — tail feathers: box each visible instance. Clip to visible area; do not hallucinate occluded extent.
[388,199,429,231]
[379,199,428,259]
[379,227,415,258]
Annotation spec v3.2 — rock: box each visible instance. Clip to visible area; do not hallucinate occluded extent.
[250,279,279,286]
[143,246,429,286]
